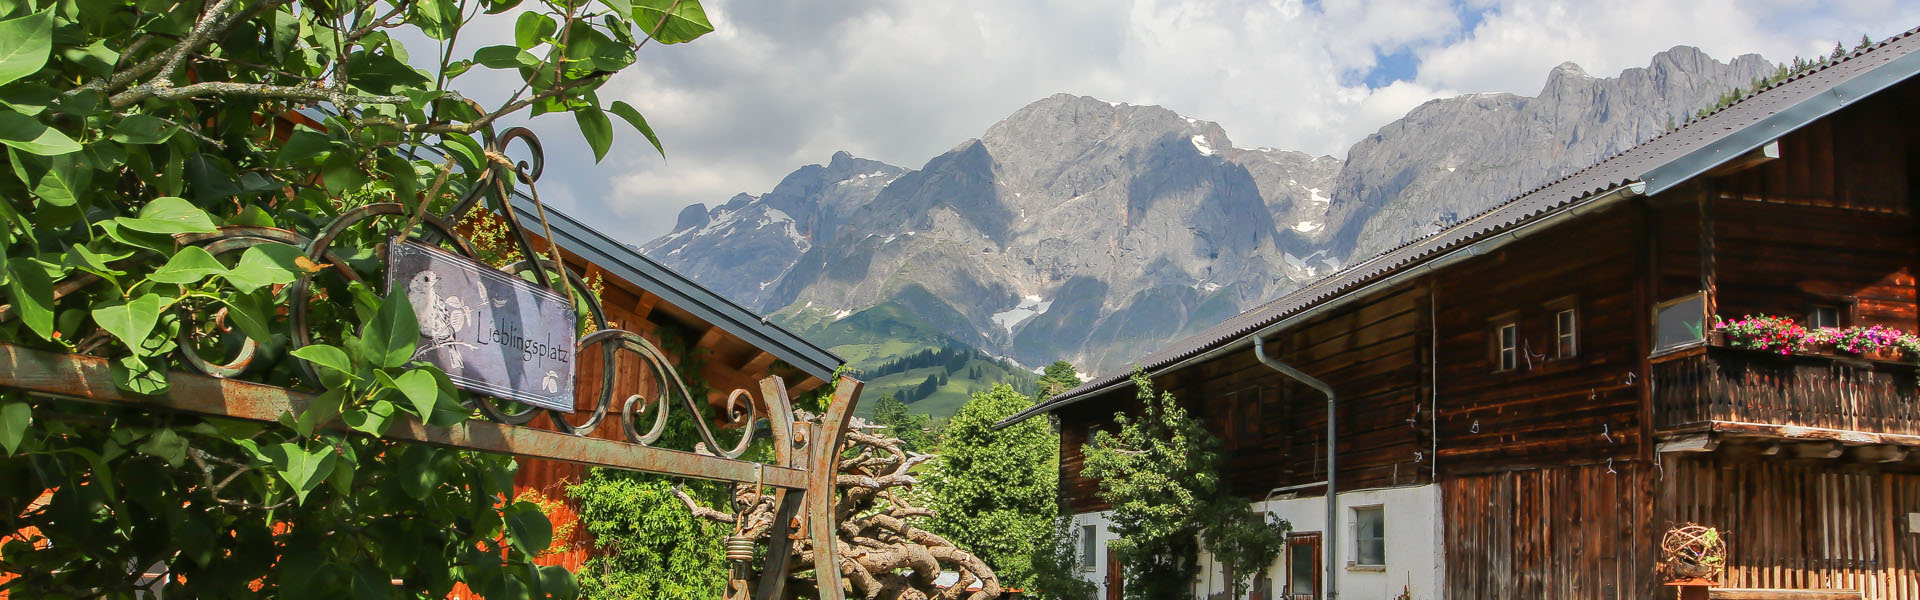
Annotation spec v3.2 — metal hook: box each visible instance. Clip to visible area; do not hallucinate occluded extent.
[1606,457,1617,474]
[1470,420,1480,434]
[1601,423,1613,444]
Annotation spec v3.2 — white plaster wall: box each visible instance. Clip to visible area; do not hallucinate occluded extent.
[1077,483,1443,600]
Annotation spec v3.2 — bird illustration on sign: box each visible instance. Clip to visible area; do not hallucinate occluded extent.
[408,271,479,367]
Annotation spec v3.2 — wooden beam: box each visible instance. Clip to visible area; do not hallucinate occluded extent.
[1656,433,1718,453]
[741,351,778,376]
[1790,442,1845,460]
[1852,445,1910,463]
[787,376,828,400]
[632,293,659,321]
[1710,421,1920,447]
[1703,140,1782,177]
[694,326,726,351]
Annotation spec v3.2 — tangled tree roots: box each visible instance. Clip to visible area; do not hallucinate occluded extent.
[677,413,1001,600]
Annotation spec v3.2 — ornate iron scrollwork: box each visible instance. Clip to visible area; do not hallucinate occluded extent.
[176,127,778,459]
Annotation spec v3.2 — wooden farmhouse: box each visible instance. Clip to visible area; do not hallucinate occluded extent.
[1000,28,1920,600]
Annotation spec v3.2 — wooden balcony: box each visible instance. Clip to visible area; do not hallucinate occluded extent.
[1652,345,1920,441]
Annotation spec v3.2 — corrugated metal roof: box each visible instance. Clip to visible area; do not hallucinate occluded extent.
[1001,26,1920,427]
[511,197,846,382]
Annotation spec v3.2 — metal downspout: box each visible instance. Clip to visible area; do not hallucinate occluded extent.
[1254,335,1338,598]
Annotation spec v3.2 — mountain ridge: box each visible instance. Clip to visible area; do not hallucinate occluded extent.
[640,45,1775,394]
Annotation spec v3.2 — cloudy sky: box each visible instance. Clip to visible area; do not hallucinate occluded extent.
[464,0,1920,244]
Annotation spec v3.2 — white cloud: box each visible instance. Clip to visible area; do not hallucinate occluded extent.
[480,0,1915,244]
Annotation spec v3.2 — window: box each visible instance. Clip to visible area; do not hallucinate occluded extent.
[1653,292,1708,353]
[1286,533,1320,600]
[1080,524,1097,570]
[1351,506,1385,568]
[1555,309,1578,359]
[1810,305,1841,329]
[1494,323,1518,371]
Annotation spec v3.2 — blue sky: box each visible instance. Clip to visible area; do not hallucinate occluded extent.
[450,0,1920,244]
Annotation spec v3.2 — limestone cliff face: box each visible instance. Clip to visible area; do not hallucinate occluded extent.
[1326,47,1773,260]
[642,46,1772,373]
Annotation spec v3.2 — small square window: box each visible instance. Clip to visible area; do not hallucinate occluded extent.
[1555,309,1578,359]
[1079,524,1096,570]
[1352,506,1385,567]
[1495,323,1518,371]
[1810,305,1841,329]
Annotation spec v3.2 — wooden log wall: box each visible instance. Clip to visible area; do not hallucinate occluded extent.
[1432,209,1645,474]
[1663,455,1920,599]
[1055,282,1435,512]
[1443,463,1655,599]
[1711,87,1919,332]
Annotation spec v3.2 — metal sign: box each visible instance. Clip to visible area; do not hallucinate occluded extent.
[385,240,579,412]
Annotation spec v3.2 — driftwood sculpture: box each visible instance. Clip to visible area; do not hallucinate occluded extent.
[678,414,1002,600]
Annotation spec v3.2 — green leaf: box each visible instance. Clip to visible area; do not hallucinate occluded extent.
[91,294,164,353]
[396,444,440,498]
[514,12,556,49]
[0,9,52,88]
[224,242,304,293]
[135,427,188,466]
[113,354,168,395]
[362,291,419,368]
[393,369,441,420]
[503,501,552,556]
[0,400,28,455]
[220,289,274,345]
[409,0,459,39]
[474,45,535,69]
[574,106,612,162]
[109,114,178,145]
[341,399,397,436]
[295,388,346,437]
[607,101,664,158]
[96,219,175,255]
[148,246,227,284]
[29,151,85,207]
[64,243,130,277]
[264,442,336,505]
[439,133,485,174]
[0,83,55,116]
[321,149,365,194]
[275,130,334,166]
[0,111,79,156]
[291,344,358,380]
[5,259,54,340]
[632,0,713,44]
[115,196,217,234]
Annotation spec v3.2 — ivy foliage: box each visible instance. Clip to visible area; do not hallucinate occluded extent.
[1082,371,1288,600]
[923,383,1057,591]
[0,0,709,597]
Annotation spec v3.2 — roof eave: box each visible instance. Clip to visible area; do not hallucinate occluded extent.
[510,197,845,382]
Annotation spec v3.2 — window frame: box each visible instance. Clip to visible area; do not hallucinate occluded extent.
[1491,320,1519,372]
[1809,304,1843,329]
[1350,505,1386,569]
[1285,532,1321,600]
[1079,524,1097,571]
[1554,308,1578,359]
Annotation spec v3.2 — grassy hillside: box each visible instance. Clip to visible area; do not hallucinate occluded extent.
[773,301,1035,420]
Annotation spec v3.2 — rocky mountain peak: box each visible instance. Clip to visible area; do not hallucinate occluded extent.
[642,45,1774,378]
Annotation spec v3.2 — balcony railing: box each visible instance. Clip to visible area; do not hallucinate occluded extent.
[1652,345,1920,436]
